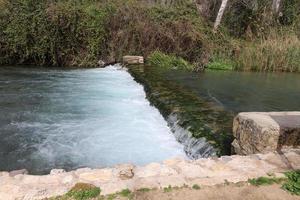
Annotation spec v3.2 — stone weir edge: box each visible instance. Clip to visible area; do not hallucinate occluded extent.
[0,149,299,199]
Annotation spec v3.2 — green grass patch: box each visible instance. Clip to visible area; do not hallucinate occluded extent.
[248,176,286,186]
[192,184,201,190]
[163,185,173,193]
[282,170,300,195]
[118,189,132,198]
[147,51,194,70]
[206,57,235,71]
[66,183,101,200]
[137,188,151,192]
[106,193,117,200]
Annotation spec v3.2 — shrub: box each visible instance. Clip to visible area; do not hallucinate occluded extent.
[282,171,300,195]
[192,184,201,190]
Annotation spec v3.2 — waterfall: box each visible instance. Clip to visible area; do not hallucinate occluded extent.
[167,113,217,159]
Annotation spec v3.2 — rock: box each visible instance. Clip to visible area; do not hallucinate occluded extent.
[0,149,300,199]
[97,60,105,67]
[9,169,28,177]
[123,56,144,64]
[79,169,113,182]
[116,164,135,180]
[232,112,300,155]
[50,169,66,175]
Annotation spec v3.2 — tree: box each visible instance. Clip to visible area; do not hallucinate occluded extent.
[272,0,281,13]
[214,0,229,31]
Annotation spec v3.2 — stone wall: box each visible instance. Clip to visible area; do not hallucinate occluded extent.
[232,112,300,155]
[0,149,299,200]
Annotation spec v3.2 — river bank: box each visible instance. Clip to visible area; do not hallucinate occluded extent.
[0,149,299,199]
[0,0,299,72]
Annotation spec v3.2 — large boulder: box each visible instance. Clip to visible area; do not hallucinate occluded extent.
[232,112,300,155]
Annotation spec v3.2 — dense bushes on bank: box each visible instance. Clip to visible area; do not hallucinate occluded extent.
[0,0,211,67]
[0,0,299,71]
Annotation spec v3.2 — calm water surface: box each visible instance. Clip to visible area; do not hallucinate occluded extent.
[0,65,185,174]
[167,70,300,113]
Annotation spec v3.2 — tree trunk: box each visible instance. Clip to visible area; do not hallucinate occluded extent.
[214,0,229,31]
[272,0,281,13]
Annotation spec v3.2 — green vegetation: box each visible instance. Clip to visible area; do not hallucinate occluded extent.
[163,185,173,193]
[0,0,207,67]
[147,51,194,70]
[282,171,300,195]
[206,57,235,71]
[0,0,299,71]
[192,184,201,190]
[248,176,286,186]
[248,171,300,196]
[137,188,151,192]
[118,189,132,198]
[66,183,101,200]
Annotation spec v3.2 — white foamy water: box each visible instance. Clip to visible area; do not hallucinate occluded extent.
[0,65,185,174]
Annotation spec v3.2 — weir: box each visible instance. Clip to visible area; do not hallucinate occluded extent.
[0,65,185,174]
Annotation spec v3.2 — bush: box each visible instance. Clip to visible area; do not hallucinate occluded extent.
[0,0,114,67]
[282,171,300,195]
[147,51,194,70]
[0,0,210,67]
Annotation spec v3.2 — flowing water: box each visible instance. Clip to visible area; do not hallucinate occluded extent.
[0,65,185,174]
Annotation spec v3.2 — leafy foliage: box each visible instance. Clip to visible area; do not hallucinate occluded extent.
[282,171,300,195]
[248,176,286,186]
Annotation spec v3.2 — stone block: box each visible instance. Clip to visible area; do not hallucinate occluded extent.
[232,112,300,155]
[123,56,144,64]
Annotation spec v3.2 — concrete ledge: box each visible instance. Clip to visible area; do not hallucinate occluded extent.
[1,149,300,199]
[232,112,300,155]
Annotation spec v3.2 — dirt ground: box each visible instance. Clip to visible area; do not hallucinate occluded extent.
[117,184,300,200]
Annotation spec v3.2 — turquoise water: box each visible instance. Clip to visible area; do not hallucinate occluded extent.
[167,70,300,113]
[0,65,185,174]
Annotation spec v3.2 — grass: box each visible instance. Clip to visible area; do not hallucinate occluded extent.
[137,188,151,192]
[236,32,300,72]
[248,171,300,196]
[163,185,173,193]
[192,184,201,190]
[147,51,195,70]
[282,171,300,195]
[118,189,132,197]
[248,176,286,186]
[66,183,101,200]
[206,57,235,71]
